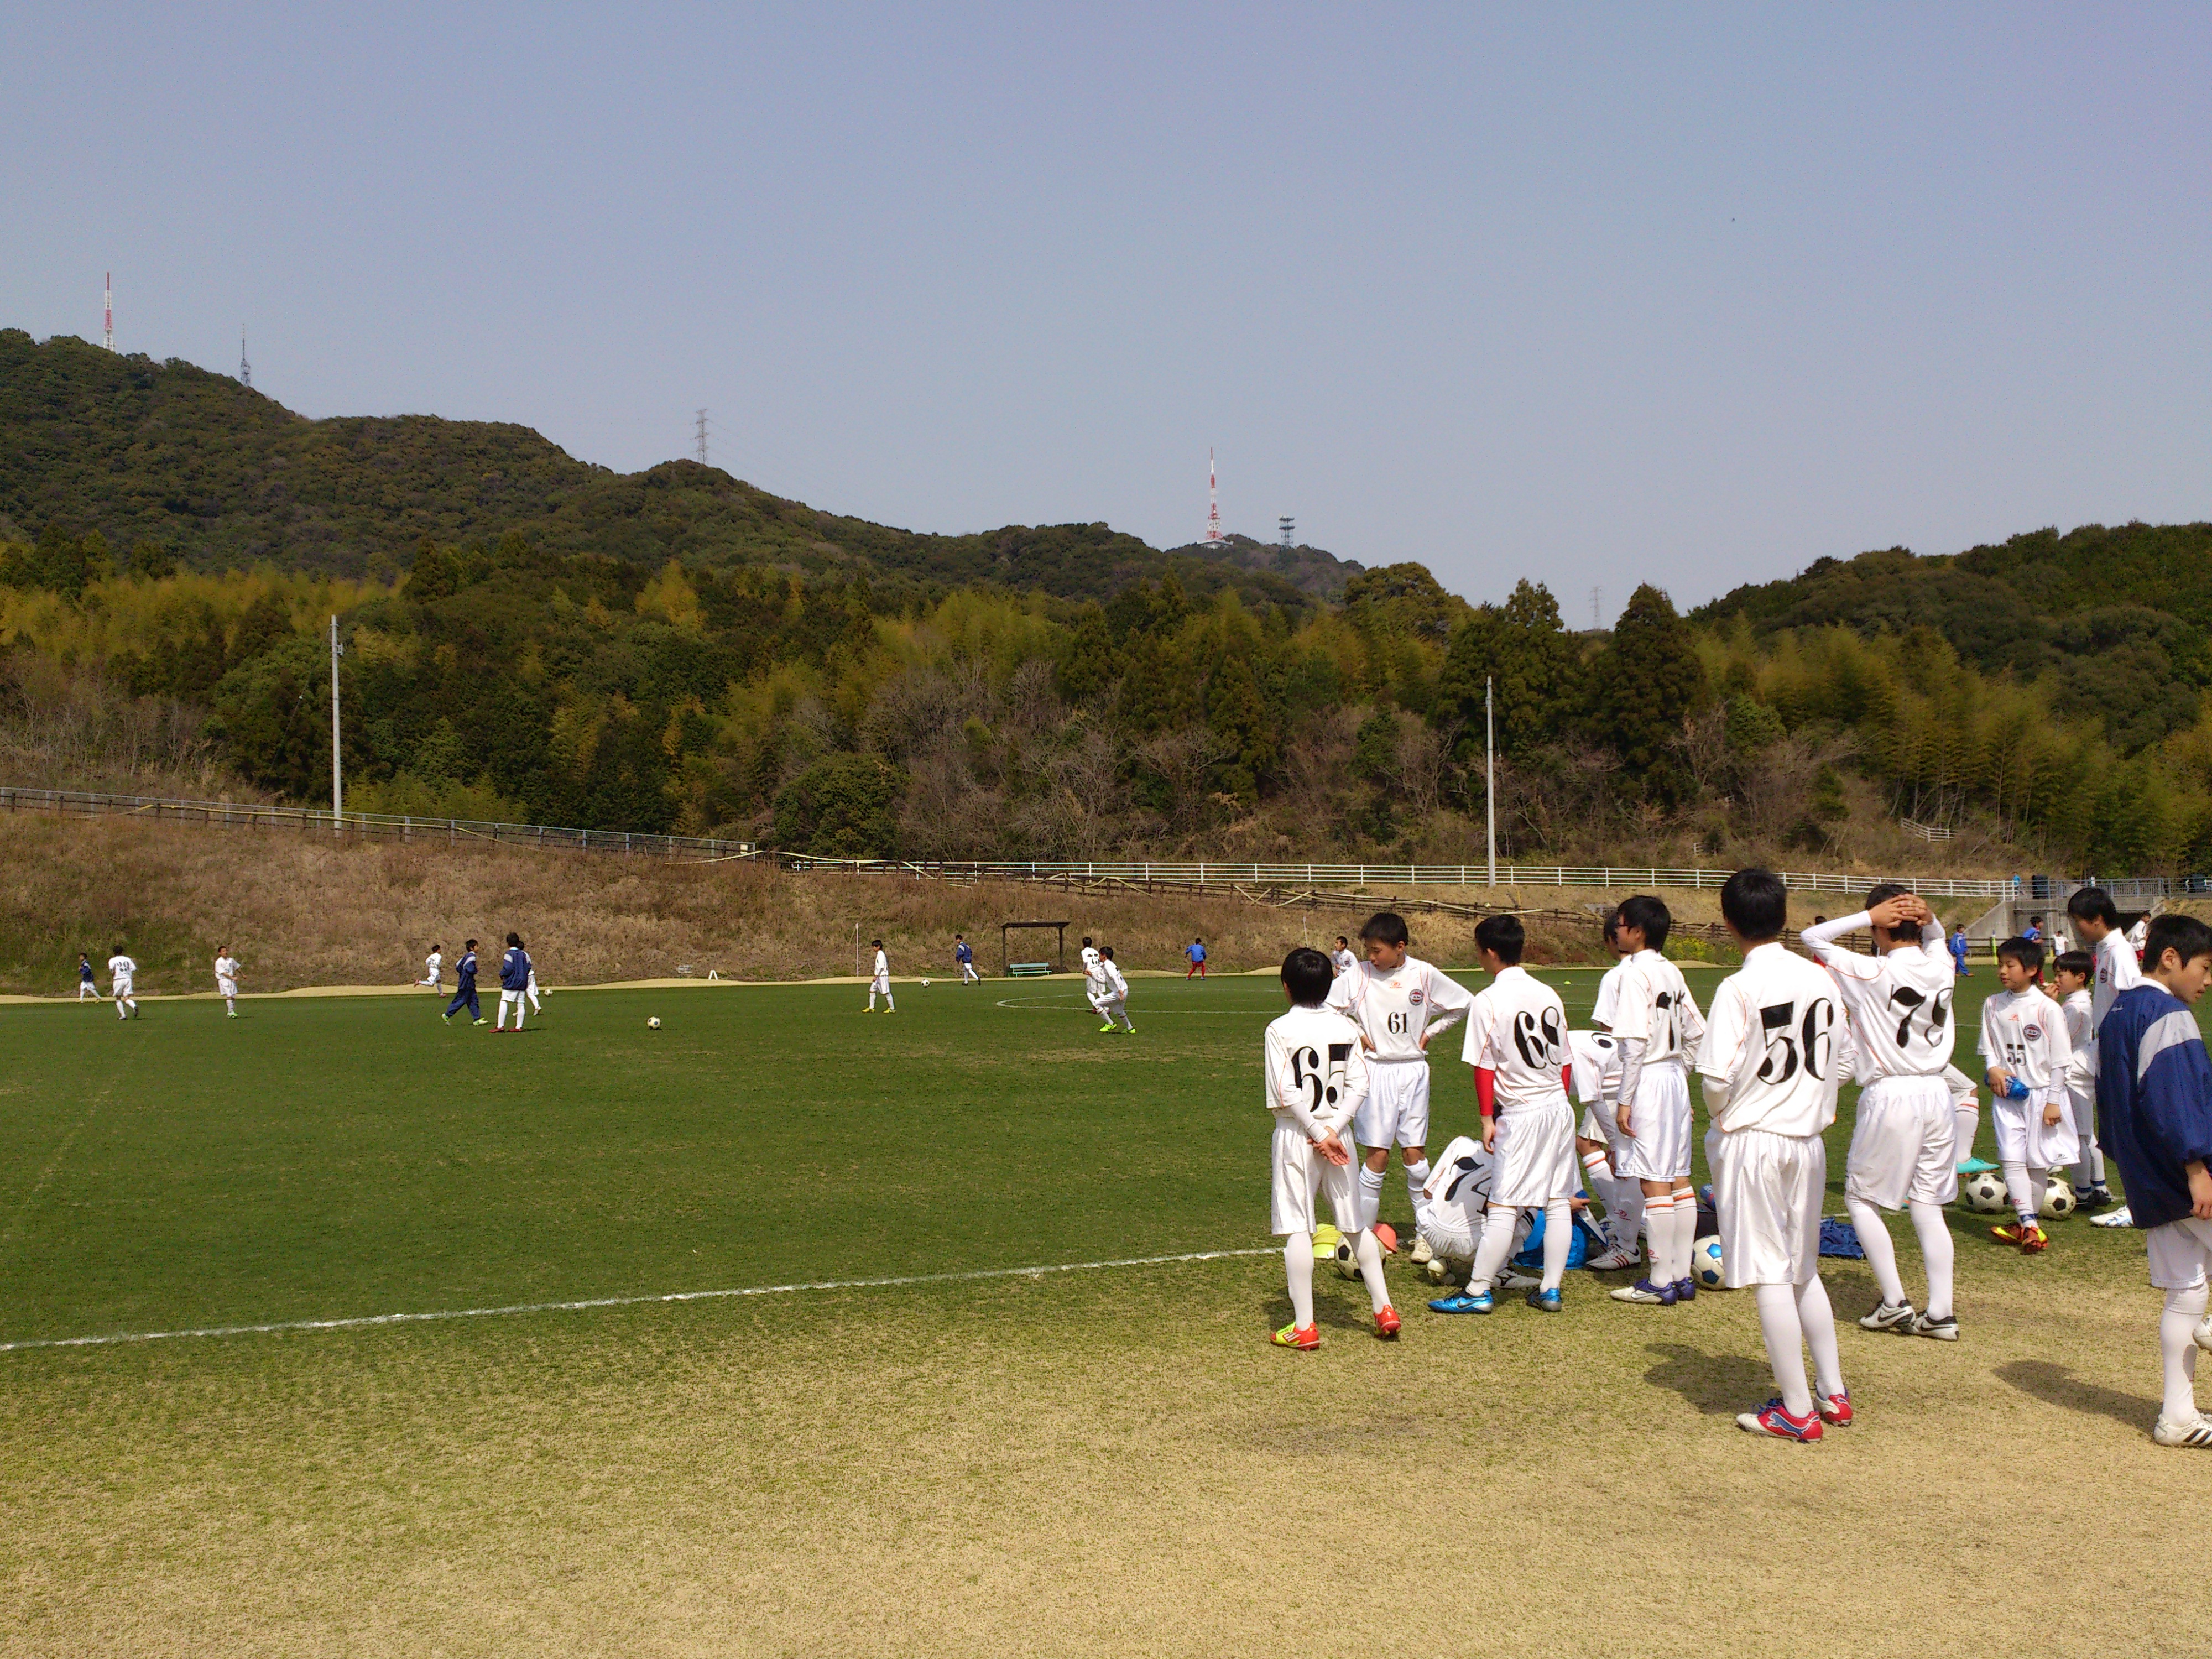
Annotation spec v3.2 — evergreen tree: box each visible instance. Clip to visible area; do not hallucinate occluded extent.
[1592,583,1706,795]
[1434,578,1582,757]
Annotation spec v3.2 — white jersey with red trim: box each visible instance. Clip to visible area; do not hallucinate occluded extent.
[1325,954,1475,1064]
[1460,964,1571,1111]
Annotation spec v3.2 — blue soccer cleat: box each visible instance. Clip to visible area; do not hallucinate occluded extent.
[1673,1276,1697,1303]
[1525,1286,1563,1313]
[1428,1289,1493,1315]
[1611,1277,1677,1306]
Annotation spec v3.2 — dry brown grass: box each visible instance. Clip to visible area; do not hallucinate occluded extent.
[0,1246,2198,1657]
[0,813,1768,994]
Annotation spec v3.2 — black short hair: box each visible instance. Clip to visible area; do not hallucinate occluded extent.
[954,932,963,940]
[1617,895,1671,952]
[1601,909,1621,943]
[1360,911,1410,948]
[2144,914,2212,974]
[1082,936,1093,947]
[2054,948,2093,980]
[1474,914,1524,964]
[1336,935,1349,947]
[2067,888,2120,927]
[1864,881,1919,945]
[1281,946,1333,1005]
[1100,945,1115,960]
[506,932,521,947]
[871,937,883,947]
[1721,868,1787,942]
[1996,936,2044,976]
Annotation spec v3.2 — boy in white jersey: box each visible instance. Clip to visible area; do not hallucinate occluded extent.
[2069,886,2142,1222]
[418,945,444,990]
[1609,896,1708,1306]
[1979,937,2075,1252]
[107,945,139,1020]
[214,946,242,1018]
[1264,947,1397,1347]
[1802,885,1960,1342]
[1431,914,1577,1314]
[867,940,895,1013]
[1324,911,1476,1239]
[1095,946,1135,1034]
[2052,949,2112,1206]
[1332,936,1358,977]
[1699,868,1852,1441]
[1415,1134,1496,1271]
[1580,911,1644,1270]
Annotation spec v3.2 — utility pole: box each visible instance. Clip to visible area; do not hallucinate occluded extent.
[695,408,710,466]
[1485,675,1496,887]
[330,615,345,829]
[104,273,113,352]
[239,326,251,389]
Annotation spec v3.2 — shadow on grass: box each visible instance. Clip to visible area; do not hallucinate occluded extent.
[1641,1342,1773,1414]
[1993,1359,2158,1430]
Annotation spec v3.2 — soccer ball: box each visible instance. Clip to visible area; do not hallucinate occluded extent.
[1694,1235,1726,1290]
[1312,1223,1341,1262]
[921,978,930,987]
[2042,1178,2078,1219]
[1424,1256,1450,1284]
[1332,1238,1364,1280]
[1962,1171,2008,1213]
[647,1016,662,1030]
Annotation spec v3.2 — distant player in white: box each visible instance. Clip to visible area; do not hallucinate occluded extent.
[1609,896,1707,1305]
[1698,867,1851,1441]
[1264,946,1396,1348]
[2068,885,2142,1222]
[214,946,242,1018]
[418,945,443,990]
[1580,909,1644,1268]
[107,945,139,1020]
[1979,937,2075,1250]
[525,956,543,1015]
[867,938,895,1013]
[77,952,99,1000]
[2051,948,2110,1206]
[1431,914,1577,1314]
[2128,915,2151,956]
[1324,910,1475,1238]
[1802,886,1960,1340]
[1095,946,1135,1034]
[1332,936,1358,977]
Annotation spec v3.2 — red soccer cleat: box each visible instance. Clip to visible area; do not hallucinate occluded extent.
[1990,1222,2028,1246]
[1736,1399,1823,1441]
[2020,1223,2050,1254]
[1374,1306,1401,1340]
[1817,1390,1854,1427]
[1270,1322,1320,1351]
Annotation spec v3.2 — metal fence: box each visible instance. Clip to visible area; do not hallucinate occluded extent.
[7,783,2193,903]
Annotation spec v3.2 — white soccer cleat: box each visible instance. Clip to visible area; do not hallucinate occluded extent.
[1496,1265,1542,1291]
[2091,1205,2134,1228]
[2153,1411,2212,1448]
[1858,1300,1917,1333]
[1584,1243,1641,1272]
[1408,1235,1434,1266]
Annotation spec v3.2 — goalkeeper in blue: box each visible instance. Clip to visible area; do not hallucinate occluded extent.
[2095,912,2212,1447]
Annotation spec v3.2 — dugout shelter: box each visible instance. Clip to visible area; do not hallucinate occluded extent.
[1001,921,1068,978]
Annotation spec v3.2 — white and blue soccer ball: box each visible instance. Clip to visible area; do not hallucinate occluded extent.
[647,1016,662,1030]
[1694,1235,1726,1290]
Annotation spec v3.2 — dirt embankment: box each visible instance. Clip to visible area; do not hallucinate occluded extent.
[0,813,1938,996]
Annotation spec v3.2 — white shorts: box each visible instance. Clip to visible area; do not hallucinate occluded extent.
[2147,1217,2212,1291]
[216,979,237,998]
[1355,1062,1432,1150]
[1578,1094,1625,1161]
[1270,1119,1361,1236]
[111,978,133,999]
[1417,1212,1477,1262]
[1991,1089,2077,1170]
[1845,1073,1957,1209]
[1490,1097,1578,1209]
[871,974,890,994]
[1619,1063,1692,1182]
[1708,1125,1826,1287]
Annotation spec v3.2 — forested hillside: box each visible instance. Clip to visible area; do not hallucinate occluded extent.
[4,328,2210,875]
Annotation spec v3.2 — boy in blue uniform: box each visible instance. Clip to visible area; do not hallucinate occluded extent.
[77,952,98,999]
[1185,938,1208,979]
[2095,913,2212,1446]
[497,932,532,1032]
[954,934,979,985]
[444,940,485,1025]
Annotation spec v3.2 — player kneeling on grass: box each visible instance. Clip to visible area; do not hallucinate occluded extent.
[1431,915,1577,1316]
[1980,937,2076,1254]
[1698,868,1853,1442]
[2094,914,2212,1447]
[1266,947,1398,1348]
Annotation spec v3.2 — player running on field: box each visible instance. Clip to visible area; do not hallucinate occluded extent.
[1609,896,1708,1306]
[1979,937,2075,1252]
[496,933,532,1032]
[1265,946,1397,1348]
[443,940,484,1025]
[215,946,242,1018]
[77,952,98,1000]
[954,933,980,985]
[418,945,443,990]
[867,939,895,1013]
[1079,936,1107,1022]
[1699,867,1853,1441]
[1095,946,1135,1034]
[1185,937,1208,978]
[1431,914,1578,1315]
[1802,888,1960,1340]
[1324,910,1475,1241]
[107,945,139,1020]
[2070,886,2143,1223]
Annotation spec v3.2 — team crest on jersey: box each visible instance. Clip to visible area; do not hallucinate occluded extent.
[1409,990,1425,1005]
[2024,1024,2042,1040]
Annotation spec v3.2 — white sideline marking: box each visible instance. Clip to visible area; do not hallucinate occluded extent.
[0,1247,1276,1357]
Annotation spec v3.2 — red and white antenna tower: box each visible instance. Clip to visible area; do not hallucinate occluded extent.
[1205,448,1223,544]
[103,273,113,352]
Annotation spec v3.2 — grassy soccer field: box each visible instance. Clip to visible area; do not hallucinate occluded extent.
[0,968,2201,1656]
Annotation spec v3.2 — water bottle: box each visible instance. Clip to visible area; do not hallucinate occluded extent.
[2004,1077,2030,1101]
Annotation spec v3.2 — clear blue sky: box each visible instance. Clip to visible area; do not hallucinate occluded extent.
[5,3,2206,612]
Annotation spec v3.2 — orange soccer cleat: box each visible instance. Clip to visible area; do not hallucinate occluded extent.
[1374,1306,1401,1340]
[1270,1322,1321,1351]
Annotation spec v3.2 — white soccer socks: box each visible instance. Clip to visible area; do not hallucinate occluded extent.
[1469,1204,1519,1294]
[1845,1196,1908,1310]
[1284,1233,1316,1329]
[1403,1159,1431,1224]
[1755,1282,1817,1420]
[2001,1161,2044,1227]
[1954,1103,1980,1165]
[1670,1189,1699,1284]
[2162,1284,2209,1424]
[2074,1136,2107,1191]
[1352,1229,1392,1314]
[1642,1192,1676,1281]
[1798,1275,1846,1403]
[1909,1199,1954,1320]
[1358,1166,1387,1232]
[1540,1196,1571,1292]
